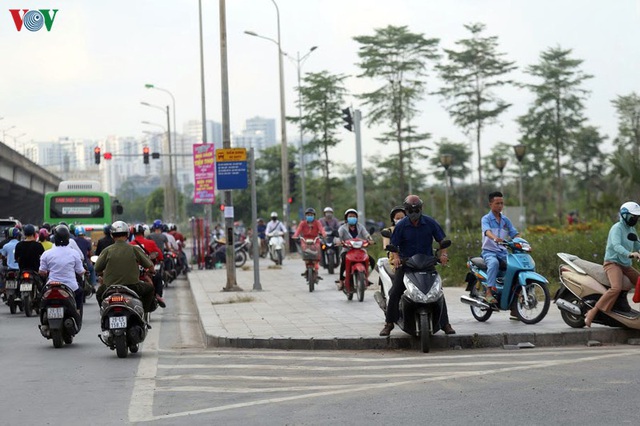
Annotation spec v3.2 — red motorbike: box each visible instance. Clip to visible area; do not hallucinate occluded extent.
[342,238,371,302]
[299,237,322,292]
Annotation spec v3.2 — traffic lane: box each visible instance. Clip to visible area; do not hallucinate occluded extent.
[0,296,140,426]
[141,345,640,424]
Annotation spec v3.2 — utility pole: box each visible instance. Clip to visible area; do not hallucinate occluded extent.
[354,109,365,225]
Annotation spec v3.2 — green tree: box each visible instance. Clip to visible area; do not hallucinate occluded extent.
[145,188,164,221]
[288,70,348,205]
[436,23,517,206]
[353,25,440,199]
[517,46,592,224]
[568,126,608,212]
[611,92,640,160]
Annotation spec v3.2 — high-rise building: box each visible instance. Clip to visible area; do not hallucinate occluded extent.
[232,116,276,157]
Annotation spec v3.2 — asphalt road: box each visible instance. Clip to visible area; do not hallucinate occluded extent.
[3,277,640,425]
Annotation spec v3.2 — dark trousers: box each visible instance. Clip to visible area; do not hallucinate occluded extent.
[153,271,163,297]
[73,288,83,328]
[384,267,451,328]
[97,282,156,313]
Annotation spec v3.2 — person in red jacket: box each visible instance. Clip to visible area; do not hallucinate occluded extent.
[130,224,166,308]
[292,208,327,278]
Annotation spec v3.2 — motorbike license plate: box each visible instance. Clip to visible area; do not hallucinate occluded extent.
[5,281,17,290]
[47,307,64,319]
[109,316,127,329]
[20,283,33,292]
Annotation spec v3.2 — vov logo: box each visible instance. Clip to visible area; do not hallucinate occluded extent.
[9,9,59,32]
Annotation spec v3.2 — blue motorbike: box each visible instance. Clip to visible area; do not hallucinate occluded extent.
[460,237,551,324]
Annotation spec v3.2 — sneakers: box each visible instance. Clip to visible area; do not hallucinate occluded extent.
[442,324,456,335]
[379,322,394,336]
[156,295,166,308]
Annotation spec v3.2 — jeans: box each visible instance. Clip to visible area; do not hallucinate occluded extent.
[482,250,507,288]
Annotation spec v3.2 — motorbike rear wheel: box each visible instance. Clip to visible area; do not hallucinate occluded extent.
[115,334,128,358]
[470,283,492,322]
[23,294,33,317]
[235,250,248,268]
[8,296,17,315]
[356,272,366,302]
[559,293,586,328]
[307,266,315,292]
[419,313,432,353]
[515,282,551,324]
[51,329,64,348]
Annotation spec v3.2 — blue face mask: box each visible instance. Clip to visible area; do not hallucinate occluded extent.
[306,215,314,222]
[347,217,358,226]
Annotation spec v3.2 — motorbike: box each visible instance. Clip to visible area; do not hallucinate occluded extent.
[555,236,640,329]
[163,249,178,285]
[460,237,551,324]
[341,238,371,302]
[267,230,285,266]
[321,228,340,274]
[209,237,249,268]
[38,281,80,348]
[373,235,451,353]
[98,285,149,358]
[299,237,322,292]
[19,270,42,317]
[82,269,95,302]
[4,269,23,314]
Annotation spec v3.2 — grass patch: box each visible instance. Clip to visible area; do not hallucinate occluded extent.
[212,294,256,305]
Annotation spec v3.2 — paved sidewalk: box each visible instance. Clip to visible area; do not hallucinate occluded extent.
[187,256,640,351]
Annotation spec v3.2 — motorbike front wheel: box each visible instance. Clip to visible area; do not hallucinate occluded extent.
[235,250,248,268]
[276,249,283,266]
[327,253,335,275]
[307,266,315,292]
[115,334,128,358]
[419,313,432,353]
[356,272,366,302]
[515,282,551,324]
[559,293,586,328]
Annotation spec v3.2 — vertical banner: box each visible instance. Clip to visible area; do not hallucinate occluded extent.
[193,143,215,204]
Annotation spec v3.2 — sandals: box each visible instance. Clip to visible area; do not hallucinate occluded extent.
[484,294,498,305]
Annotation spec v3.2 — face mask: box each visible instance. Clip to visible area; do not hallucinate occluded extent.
[347,217,358,226]
[408,211,422,222]
[629,216,639,227]
[306,216,314,222]
[271,218,277,222]
[325,214,333,219]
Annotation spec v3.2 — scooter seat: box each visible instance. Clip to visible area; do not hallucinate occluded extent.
[470,257,507,271]
[102,285,141,299]
[572,257,632,290]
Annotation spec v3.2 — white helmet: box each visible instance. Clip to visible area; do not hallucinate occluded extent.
[270,211,278,218]
[111,220,129,236]
[143,224,151,237]
[324,207,334,214]
[620,202,640,226]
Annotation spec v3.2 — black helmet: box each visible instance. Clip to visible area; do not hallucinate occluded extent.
[389,206,406,222]
[103,224,112,236]
[41,222,51,231]
[304,208,316,216]
[54,225,71,246]
[403,194,423,213]
[23,224,37,237]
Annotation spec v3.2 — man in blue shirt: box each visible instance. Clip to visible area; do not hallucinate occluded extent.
[0,227,21,301]
[380,195,455,336]
[481,191,520,304]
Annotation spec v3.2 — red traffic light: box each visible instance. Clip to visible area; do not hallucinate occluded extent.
[143,146,150,154]
[219,204,225,211]
[103,152,113,160]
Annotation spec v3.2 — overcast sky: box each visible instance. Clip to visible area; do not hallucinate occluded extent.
[1,0,639,169]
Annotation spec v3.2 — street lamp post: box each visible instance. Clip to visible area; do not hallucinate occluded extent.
[284,46,317,210]
[1,125,16,146]
[142,117,176,222]
[12,133,26,151]
[440,154,453,234]
[495,157,508,194]
[513,144,527,230]
[245,0,289,227]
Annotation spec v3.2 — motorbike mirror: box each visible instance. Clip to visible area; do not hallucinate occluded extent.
[628,233,638,242]
[380,229,392,238]
[90,255,99,264]
[385,244,398,253]
[438,239,452,249]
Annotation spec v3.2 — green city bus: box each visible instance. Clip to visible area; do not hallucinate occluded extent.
[43,180,123,242]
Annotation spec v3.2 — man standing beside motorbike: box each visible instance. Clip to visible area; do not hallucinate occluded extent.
[336,209,374,290]
[481,191,520,305]
[95,221,156,313]
[585,202,640,327]
[293,208,327,278]
[380,195,455,336]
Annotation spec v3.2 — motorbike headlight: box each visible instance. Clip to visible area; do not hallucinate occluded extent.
[404,276,443,304]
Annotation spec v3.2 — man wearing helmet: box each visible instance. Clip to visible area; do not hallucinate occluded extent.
[319,207,340,233]
[265,212,288,263]
[336,209,375,290]
[95,225,114,256]
[130,224,166,308]
[380,195,456,336]
[481,191,520,307]
[15,224,45,275]
[585,201,640,327]
[94,221,156,312]
[293,208,327,277]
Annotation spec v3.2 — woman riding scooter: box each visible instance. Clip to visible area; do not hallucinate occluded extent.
[585,201,640,327]
[336,209,375,290]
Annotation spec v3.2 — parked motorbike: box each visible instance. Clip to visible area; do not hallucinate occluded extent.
[267,230,285,266]
[4,269,22,314]
[321,228,340,274]
[374,238,451,353]
[98,285,149,358]
[299,237,322,292]
[19,270,42,317]
[341,238,371,302]
[208,237,249,268]
[555,243,639,329]
[460,237,551,324]
[38,281,80,348]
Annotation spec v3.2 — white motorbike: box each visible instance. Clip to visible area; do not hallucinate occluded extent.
[267,231,285,266]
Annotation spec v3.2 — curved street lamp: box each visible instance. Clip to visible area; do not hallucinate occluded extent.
[495,157,508,194]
